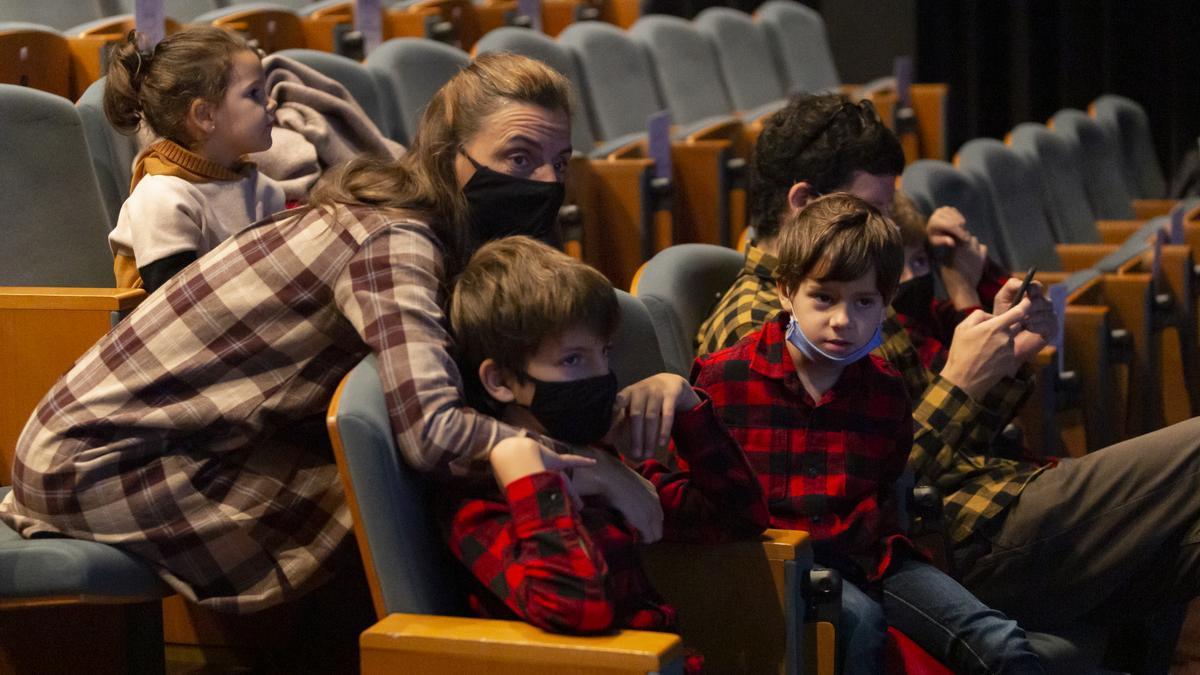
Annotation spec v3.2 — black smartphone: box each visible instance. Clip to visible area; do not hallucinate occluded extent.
[1015,266,1038,303]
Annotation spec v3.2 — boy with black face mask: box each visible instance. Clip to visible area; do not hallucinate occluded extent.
[443,236,767,659]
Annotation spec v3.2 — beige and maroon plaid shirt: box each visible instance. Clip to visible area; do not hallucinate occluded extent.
[0,203,528,613]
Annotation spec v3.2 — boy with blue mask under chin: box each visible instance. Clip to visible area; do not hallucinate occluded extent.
[443,236,767,669]
[692,194,1043,675]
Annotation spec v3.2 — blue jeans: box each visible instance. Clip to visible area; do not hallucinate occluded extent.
[837,557,1044,674]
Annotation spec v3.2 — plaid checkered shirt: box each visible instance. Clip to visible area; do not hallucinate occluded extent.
[0,204,561,612]
[692,315,913,580]
[695,245,1044,544]
[443,394,767,647]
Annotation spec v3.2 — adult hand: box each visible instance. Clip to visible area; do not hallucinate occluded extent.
[993,278,1057,363]
[939,301,1032,399]
[611,373,702,460]
[571,446,664,543]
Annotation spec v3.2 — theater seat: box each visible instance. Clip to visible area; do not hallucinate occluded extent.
[0,23,73,97]
[1050,109,1177,221]
[629,243,744,377]
[326,353,685,674]
[0,486,171,673]
[560,21,745,249]
[693,7,789,124]
[76,76,141,229]
[1090,94,1168,200]
[0,84,146,483]
[195,2,309,53]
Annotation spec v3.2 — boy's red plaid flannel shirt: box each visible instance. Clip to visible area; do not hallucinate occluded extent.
[692,313,913,581]
[443,392,768,660]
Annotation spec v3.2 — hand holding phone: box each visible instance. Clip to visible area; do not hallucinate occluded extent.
[1014,266,1038,303]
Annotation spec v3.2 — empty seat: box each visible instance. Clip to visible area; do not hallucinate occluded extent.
[112,0,224,22]
[957,139,1079,273]
[0,0,105,32]
[194,3,309,54]
[76,76,142,229]
[630,243,744,377]
[1008,122,1102,245]
[1050,109,1138,220]
[755,0,839,94]
[628,15,736,130]
[693,7,787,121]
[1091,94,1167,200]
[363,37,466,145]
[557,21,664,149]
[0,84,112,286]
[560,20,744,248]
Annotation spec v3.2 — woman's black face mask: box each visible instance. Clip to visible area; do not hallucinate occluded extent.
[460,150,566,247]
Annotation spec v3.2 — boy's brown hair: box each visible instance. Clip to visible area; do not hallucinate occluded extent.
[451,236,619,381]
[775,192,904,300]
[890,190,929,250]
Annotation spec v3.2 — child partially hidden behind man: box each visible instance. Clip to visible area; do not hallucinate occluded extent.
[693,193,1043,674]
[442,236,769,671]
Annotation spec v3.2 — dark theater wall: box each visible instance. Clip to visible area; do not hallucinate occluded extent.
[913,0,1200,186]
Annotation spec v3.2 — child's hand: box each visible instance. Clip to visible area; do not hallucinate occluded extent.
[570,447,664,543]
[612,373,702,460]
[489,436,596,491]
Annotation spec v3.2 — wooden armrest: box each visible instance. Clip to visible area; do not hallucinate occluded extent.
[1055,243,1118,271]
[1132,198,1178,220]
[678,117,744,147]
[360,614,682,674]
[0,287,146,311]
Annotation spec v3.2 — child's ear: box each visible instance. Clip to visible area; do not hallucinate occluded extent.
[187,98,217,140]
[478,358,517,403]
[776,283,794,315]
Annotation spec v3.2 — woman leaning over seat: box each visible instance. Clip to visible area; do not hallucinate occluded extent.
[0,53,661,614]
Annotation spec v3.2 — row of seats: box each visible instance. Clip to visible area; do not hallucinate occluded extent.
[898,98,1199,455]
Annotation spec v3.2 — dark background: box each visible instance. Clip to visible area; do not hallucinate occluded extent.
[828,0,1200,185]
[650,0,1200,187]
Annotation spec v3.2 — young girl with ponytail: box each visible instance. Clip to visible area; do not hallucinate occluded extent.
[105,27,285,292]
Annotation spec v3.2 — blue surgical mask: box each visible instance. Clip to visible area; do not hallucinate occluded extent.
[785,315,883,364]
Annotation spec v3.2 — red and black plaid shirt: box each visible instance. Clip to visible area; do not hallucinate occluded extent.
[894,259,1009,370]
[692,313,913,582]
[444,393,767,655]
